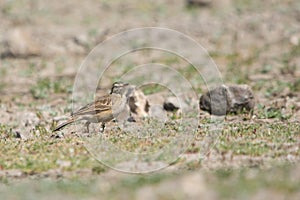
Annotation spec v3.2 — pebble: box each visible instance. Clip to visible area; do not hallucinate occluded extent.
[128,88,149,118]
[163,96,180,111]
[186,0,212,7]
[163,96,191,112]
[1,28,40,58]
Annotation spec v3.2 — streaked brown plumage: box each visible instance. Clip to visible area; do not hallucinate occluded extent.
[53,82,129,132]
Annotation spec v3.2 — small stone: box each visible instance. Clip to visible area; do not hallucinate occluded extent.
[186,0,212,7]
[200,84,255,115]
[14,131,21,138]
[127,116,136,122]
[163,96,180,111]
[128,86,149,118]
[51,132,64,139]
[73,34,89,48]
[200,85,228,115]
[163,96,191,112]
[227,84,255,113]
[1,28,40,58]
[6,169,23,178]
[290,34,300,46]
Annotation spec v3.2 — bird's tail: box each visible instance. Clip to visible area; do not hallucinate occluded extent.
[53,118,76,132]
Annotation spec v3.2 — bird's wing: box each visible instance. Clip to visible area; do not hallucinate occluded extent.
[72,95,112,116]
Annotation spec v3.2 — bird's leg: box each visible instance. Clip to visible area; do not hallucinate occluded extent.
[85,121,91,133]
[100,122,105,133]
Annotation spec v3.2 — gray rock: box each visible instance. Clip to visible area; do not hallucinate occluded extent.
[200,84,255,115]
[227,85,255,112]
[186,0,212,7]
[73,34,89,48]
[200,85,228,115]
[128,86,149,118]
[163,96,190,113]
[290,33,300,46]
[163,93,198,113]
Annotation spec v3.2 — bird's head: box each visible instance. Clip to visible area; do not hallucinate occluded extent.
[110,81,130,95]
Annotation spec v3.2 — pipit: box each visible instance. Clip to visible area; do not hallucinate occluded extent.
[53,82,130,133]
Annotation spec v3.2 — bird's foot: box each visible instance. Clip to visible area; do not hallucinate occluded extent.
[99,123,105,133]
[85,121,91,133]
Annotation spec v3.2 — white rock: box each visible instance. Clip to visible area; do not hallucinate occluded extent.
[2,28,40,57]
[127,86,149,118]
[290,34,300,46]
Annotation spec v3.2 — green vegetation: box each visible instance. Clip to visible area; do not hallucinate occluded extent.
[141,83,166,95]
[0,134,105,174]
[30,78,72,99]
[1,119,299,175]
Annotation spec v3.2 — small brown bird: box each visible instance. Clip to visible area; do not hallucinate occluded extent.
[53,82,130,133]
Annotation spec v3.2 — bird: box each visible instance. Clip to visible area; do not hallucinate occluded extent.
[53,82,130,133]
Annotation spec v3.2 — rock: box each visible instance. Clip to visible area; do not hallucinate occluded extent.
[227,85,255,112]
[200,84,255,115]
[1,28,40,58]
[73,34,89,48]
[14,131,22,139]
[163,96,180,111]
[290,34,300,46]
[186,0,212,7]
[50,132,64,139]
[127,86,149,118]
